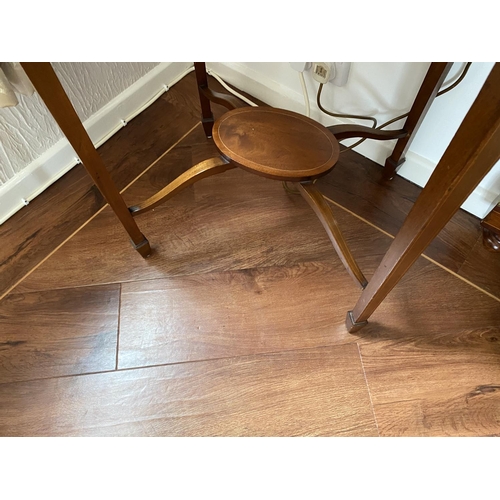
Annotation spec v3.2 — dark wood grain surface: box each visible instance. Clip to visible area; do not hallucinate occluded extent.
[481,204,500,234]
[118,262,360,369]
[480,204,500,251]
[348,63,500,330]
[359,299,500,436]
[1,68,499,437]
[0,285,119,383]
[16,134,389,293]
[355,257,500,435]
[0,344,378,437]
[316,150,482,273]
[458,238,500,298]
[0,73,202,300]
[213,107,340,180]
[362,339,500,437]
[1,71,496,301]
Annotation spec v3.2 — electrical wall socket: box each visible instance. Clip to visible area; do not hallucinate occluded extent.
[312,62,331,84]
[293,61,351,85]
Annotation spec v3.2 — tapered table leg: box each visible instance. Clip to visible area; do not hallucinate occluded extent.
[347,63,500,332]
[384,62,453,180]
[298,182,367,289]
[21,62,151,258]
[195,62,215,138]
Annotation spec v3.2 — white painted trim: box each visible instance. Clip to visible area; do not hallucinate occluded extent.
[0,62,193,225]
[207,62,306,113]
[208,62,499,219]
[399,150,500,217]
[3,61,496,224]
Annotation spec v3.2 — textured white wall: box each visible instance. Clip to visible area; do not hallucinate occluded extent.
[0,62,158,185]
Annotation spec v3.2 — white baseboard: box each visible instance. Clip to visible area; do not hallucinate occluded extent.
[207,62,308,114]
[3,62,496,224]
[399,150,499,217]
[208,62,498,219]
[0,62,193,225]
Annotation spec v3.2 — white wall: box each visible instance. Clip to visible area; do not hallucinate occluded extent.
[0,63,158,184]
[1,61,497,224]
[399,62,499,217]
[208,62,499,219]
[0,62,192,224]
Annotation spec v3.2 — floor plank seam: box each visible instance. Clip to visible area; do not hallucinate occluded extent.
[322,193,500,303]
[0,122,201,303]
[0,369,118,387]
[115,283,122,371]
[356,343,380,437]
[4,185,498,307]
[0,342,358,387]
[454,233,482,277]
[1,258,338,297]
[0,203,109,302]
[119,122,200,196]
[2,118,497,308]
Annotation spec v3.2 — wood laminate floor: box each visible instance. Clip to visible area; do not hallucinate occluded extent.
[0,71,499,436]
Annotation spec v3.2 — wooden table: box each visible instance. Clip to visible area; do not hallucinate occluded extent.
[20,62,500,332]
[346,63,500,331]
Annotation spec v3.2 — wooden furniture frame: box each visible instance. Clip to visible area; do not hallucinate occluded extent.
[481,204,500,251]
[195,62,455,182]
[21,63,152,258]
[346,63,500,331]
[210,105,368,288]
[20,62,499,333]
[382,62,454,180]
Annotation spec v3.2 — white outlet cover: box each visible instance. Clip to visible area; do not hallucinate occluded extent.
[312,62,332,84]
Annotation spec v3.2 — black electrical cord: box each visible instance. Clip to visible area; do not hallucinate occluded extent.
[317,83,378,128]
[283,63,473,194]
[437,62,472,96]
[317,62,473,154]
